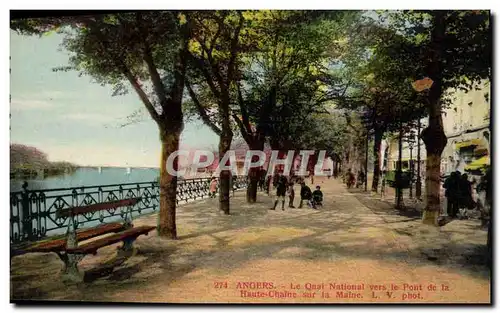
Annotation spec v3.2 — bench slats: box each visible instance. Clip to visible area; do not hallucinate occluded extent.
[66,226,156,255]
[57,198,141,218]
[22,223,126,254]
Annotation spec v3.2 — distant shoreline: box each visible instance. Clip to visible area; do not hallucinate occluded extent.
[10,163,78,179]
[78,165,160,169]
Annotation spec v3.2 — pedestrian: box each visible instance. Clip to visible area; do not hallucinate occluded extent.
[312,185,323,209]
[444,172,453,216]
[346,168,355,189]
[259,169,266,191]
[288,182,295,208]
[209,177,217,198]
[266,175,272,195]
[381,170,387,199]
[232,173,237,196]
[485,167,492,265]
[459,173,473,211]
[476,171,490,225]
[444,171,459,218]
[270,173,288,211]
[357,170,365,188]
[299,181,313,208]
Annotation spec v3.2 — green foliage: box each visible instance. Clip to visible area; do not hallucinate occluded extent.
[10,144,78,175]
[184,11,248,141]
[232,11,361,150]
[296,111,351,161]
[387,10,491,96]
[331,16,427,136]
[11,12,190,124]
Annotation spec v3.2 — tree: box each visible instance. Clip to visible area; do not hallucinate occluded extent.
[234,11,359,200]
[185,11,246,214]
[387,10,491,224]
[11,12,192,238]
[10,144,49,170]
[185,11,351,203]
[331,18,428,194]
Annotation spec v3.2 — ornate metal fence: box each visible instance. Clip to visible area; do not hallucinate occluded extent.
[10,176,248,244]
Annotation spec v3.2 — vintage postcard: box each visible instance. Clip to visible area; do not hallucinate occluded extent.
[9,9,492,304]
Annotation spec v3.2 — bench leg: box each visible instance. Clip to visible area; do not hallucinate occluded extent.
[57,252,85,283]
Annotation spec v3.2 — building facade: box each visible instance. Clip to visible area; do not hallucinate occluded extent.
[384,80,490,180]
[440,80,491,176]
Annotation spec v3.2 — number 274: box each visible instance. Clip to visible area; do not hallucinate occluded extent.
[214,282,228,288]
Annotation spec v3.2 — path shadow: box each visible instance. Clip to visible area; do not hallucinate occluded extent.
[350,192,422,218]
[11,184,491,302]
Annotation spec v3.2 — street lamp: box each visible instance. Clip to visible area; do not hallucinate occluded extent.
[408,139,415,199]
[416,119,422,200]
[365,132,369,192]
[396,121,404,209]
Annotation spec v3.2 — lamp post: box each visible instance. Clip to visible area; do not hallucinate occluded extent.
[409,139,415,199]
[365,132,369,191]
[416,118,422,200]
[396,121,403,209]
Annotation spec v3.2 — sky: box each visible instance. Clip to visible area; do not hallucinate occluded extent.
[10,30,219,168]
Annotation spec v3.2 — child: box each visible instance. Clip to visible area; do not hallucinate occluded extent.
[312,186,323,209]
[209,177,217,198]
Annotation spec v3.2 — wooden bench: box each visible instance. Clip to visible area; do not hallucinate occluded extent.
[12,197,156,282]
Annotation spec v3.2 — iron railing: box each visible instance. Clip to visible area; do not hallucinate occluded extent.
[10,176,248,244]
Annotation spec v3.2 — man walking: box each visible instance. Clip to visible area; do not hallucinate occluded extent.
[459,173,473,211]
[270,172,288,211]
[288,182,296,208]
[444,171,460,218]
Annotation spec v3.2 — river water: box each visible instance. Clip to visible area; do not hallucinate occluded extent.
[10,167,217,241]
[10,167,160,192]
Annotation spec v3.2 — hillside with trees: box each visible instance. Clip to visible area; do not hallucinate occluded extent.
[10,143,78,178]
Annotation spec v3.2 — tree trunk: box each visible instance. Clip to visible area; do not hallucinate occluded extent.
[219,132,232,214]
[421,11,448,226]
[422,108,447,225]
[157,130,181,239]
[421,93,447,225]
[246,140,264,203]
[421,145,445,224]
[371,128,384,193]
[416,118,422,199]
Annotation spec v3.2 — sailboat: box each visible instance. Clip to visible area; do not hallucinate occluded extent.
[126,167,131,175]
[98,166,102,174]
